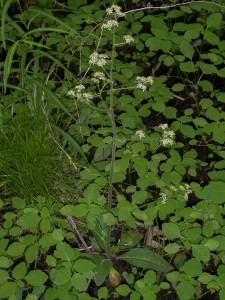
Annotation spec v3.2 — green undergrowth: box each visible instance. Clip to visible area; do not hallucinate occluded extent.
[1,0,225,299]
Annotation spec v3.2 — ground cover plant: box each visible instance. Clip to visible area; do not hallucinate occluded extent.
[1,0,225,299]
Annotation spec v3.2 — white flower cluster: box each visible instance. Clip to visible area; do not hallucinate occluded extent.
[91,72,109,84]
[160,184,192,204]
[179,184,192,201]
[160,193,167,204]
[136,76,154,92]
[89,52,109,67]
[67,85,93,103]
[101,19,119,30]
[159,124,175,146]
[106,4,125,18]
[123,35,134,44]
[135,130,145,139]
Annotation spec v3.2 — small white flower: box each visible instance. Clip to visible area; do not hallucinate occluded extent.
[136,76,154,92]
[160,138,174,146]
[123,35,134,44]
[106,4,125,18]
[160,193,167,204]
[137,82,147,92]
[75,84,85,92]
[159,124,168,130]
[89,52,109,67]
[67,90,76,97]
[92,72,110,84]
[170,185,177,192]
[135,130,145,139]
[101,19,119,30]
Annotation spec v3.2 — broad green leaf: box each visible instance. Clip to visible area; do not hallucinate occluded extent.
[0,256,13,268]
[52,267,72,285]
[12,197,25,209]
[203,31,220,45]
[71,273,87,291]
[198,272,215,284]
[0,282,17,299]
[25,270,48,286]
[54,242,79,262]
[192,244,210,262]
[25,244,39,263]
[162,223,181,239]
[12,262,27,280]
[202,181,225,204]
[182,258,202,277]
[164,243,180,254]
[179,61,196,72]
[116,284,131,297]
[180,124,195,138]
[0,239,9,255]
[17,212,41,230]
[179,40,194,59]
[7,242,26,257]
[176,281,195,300]
[90,256,112,286]
[73,259,96,274]
[118,248,172,272]
[206,13,222,28]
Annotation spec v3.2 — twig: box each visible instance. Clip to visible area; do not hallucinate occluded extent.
[67,216,90,251]
[125,1,225,14]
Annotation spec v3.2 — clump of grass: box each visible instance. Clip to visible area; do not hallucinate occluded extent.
[0,107,60,199]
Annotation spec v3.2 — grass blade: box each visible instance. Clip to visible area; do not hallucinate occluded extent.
[30,79,74,119]
[3,40,20,93]
[50,123,88,162]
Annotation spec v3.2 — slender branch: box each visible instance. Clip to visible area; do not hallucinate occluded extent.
[125,1,225,14]
[106,30,117,258]
[67,216,90,251]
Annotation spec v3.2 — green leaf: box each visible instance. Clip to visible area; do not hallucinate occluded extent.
[180,124,195,138]
[179,61,196,72]
[202,181,225,204]
[17,212,41,230]
[52,267,72,285]
[12,197,25,209]
[12,262,27,280]
[192,244,210,262]
[164,243,180,254]
[7,242,26,257]
[179,40,194,59]
[51,123,87,162]
[25,244,39,263]
[118,248,173,272]
[197,62,217,74]
[176,281,195,300]
[71,273,87,291]
[3,40,20,93]
[182,258,202,277]
[0,239,9,255]
[54,242,79,262]
[73,259,96,274]
[172,83,185,92]
[162,223,181,239]
[25,270,48,286]
[0,282,17,299]
[116,284,131,297]
[0,256,13,268]
[203,31,220,45]
[206,13,222,28]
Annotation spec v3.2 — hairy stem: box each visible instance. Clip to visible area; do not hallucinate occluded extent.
[106,30,116,258]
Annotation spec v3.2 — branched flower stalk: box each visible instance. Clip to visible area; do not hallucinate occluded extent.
[106,29,116,258]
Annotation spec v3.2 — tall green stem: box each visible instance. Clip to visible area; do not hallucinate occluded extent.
[106,30,116,257]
